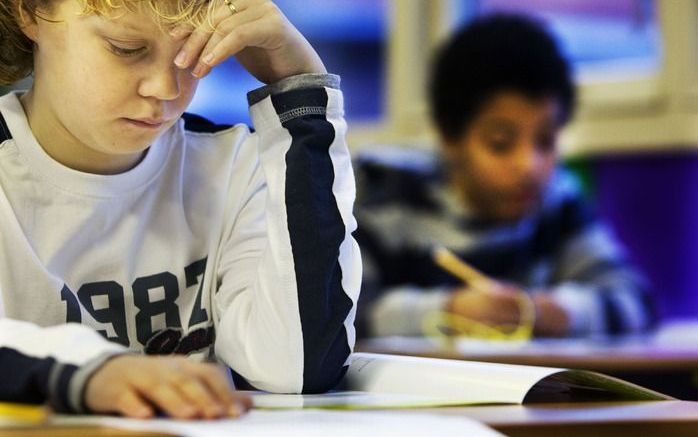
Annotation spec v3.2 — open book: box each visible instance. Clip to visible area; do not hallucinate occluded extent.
[251,353,671,410]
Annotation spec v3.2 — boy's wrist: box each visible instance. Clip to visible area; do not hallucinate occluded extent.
[532,293,571,337]
[247,73,340,106]
[69,351,129,414]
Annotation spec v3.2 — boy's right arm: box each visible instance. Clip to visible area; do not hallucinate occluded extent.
[0,319,250,418]
[0,318,124,412]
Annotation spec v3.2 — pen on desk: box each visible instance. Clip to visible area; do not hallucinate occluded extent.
[431,246,495,292]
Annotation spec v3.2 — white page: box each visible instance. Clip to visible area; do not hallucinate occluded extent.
[347,353,563,404]
[250,390,483,409]
[52,409,502,437]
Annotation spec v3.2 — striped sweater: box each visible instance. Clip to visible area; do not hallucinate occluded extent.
[354,148,655,338]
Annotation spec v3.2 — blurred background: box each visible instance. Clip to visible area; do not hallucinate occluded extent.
[2,0,697,324]
[250,0,695,326]
[268,0,696,326]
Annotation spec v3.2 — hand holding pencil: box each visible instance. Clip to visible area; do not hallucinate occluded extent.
[432,247,569,337]
[432,247,535,336]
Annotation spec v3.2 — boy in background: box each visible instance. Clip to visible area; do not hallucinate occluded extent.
[356,14,654,339]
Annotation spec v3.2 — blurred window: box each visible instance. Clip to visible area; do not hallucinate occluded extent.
[187,0,388,125]
[450,0,661,81]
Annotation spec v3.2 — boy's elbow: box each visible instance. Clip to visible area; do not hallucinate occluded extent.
[231,340,351,394]
[300,334,352,394]
[240,363,348,394]
[301,363,349,394]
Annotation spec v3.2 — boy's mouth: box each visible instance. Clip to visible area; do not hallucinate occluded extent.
[124,118,165,129]
[512,190,539,205]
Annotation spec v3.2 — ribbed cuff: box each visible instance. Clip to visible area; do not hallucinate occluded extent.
[47,361,79,413]
[247,73,341,106]
[50,350,127,413]
[369,286,453,337]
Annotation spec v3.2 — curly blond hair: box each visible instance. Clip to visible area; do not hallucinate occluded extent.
[0,0,212,85]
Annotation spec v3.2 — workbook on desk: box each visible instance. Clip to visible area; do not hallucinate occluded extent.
[251,353,670,410]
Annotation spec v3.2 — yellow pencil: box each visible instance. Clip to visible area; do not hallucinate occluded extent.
[0,402,48,426]
[431,246,536,334]
[432,246,495,292]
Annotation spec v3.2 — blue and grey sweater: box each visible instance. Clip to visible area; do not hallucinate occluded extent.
[354,148,656,338]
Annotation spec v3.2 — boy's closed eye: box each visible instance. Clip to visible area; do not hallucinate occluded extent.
[106,41,148,57]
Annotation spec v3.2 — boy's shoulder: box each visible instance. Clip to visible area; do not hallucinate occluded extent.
[543,168,590,208]
[354,146,441,210]
[172,113,255,177]
[177,113,253,156]
[538,168,598,234]
[181,113,234,134]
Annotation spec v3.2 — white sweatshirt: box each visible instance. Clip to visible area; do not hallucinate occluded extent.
[0,74,361,411]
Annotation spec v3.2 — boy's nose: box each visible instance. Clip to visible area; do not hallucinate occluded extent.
[139,65,182,101]
[514,144,541,176]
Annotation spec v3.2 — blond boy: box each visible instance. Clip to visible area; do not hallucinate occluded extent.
[0,0,360,418]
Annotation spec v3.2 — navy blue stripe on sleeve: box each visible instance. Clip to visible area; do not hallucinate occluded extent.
[0,347,77,410]
[51,362,80,412]
[272,88,352,393]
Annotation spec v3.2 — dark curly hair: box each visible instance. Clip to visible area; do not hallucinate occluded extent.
[428,13,575,141]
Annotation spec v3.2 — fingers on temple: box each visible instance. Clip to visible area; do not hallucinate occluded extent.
[176,28,212,70]
[173,0,240,70]
[190,2,282,77]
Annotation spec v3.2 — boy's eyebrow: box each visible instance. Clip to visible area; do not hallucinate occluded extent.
[106,18,146,33]
[481,118,517,130]
[116,21,143,32]
[88,13,148,34]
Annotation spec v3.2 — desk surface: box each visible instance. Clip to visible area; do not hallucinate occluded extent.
[356,336,698,372]
[4,401,698,437]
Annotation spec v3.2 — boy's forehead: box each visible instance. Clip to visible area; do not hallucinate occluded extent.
[80,0,211,26]
[477,92,563,121]
[76,6,160,34]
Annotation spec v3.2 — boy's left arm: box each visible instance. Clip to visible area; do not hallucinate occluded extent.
[173,1,360,393]
[213,74,360,394]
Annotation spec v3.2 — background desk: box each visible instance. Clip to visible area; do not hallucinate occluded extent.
[453,400,698,437]
[357,336,698,400]
[4,401,698,437]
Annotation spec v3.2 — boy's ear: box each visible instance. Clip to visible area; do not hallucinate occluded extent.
[440,142,459,163]
[439,136,461,160]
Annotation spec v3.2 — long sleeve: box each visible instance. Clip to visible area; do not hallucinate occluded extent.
[546,220,657,336]
[0,318,124,411]
[213,74,361,393]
